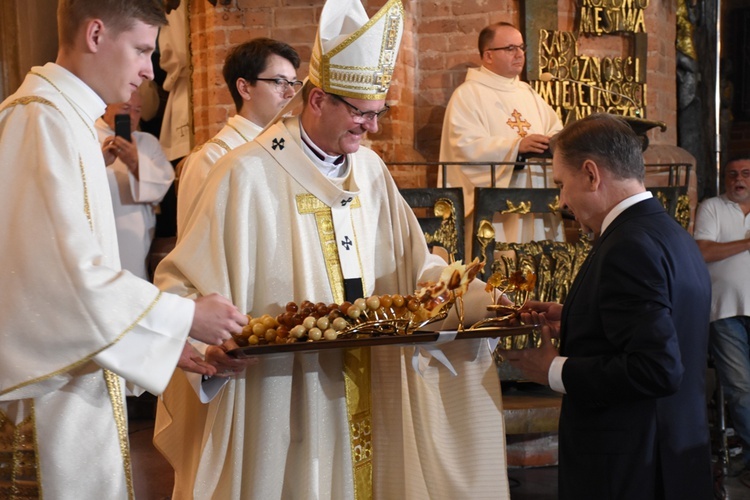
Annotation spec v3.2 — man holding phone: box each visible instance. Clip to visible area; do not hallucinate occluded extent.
[114,112,131,142]
[97,87,175,280]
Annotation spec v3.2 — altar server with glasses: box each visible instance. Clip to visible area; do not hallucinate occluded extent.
[176,38,301,233]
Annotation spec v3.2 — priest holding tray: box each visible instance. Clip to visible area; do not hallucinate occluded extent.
[153,0,511,498]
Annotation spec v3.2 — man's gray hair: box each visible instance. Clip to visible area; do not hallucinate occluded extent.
[550,113,645,183]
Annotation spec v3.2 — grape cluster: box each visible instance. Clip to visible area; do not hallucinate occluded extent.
[234,295,424,347]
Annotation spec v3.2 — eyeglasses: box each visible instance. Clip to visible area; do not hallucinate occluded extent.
[485,44,527,54]
[328,93,390,122]
[256,78,304,93]
[727,169,750,179]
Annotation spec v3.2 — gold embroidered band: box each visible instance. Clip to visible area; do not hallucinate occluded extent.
[0,407,40,498]
[104,370,135,500]
[296,193,372,499]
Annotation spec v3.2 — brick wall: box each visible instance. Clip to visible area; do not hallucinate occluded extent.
[188,0,679,188]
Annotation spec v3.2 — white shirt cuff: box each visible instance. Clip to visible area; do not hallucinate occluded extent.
[185,370,229,403]
[548,355,568,394]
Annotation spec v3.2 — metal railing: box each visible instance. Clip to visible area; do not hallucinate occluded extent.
[388,161,692,189]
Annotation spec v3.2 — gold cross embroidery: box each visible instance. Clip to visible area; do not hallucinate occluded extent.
[507,109,532,137]
[295,194,361,304]
[294,193,372,500]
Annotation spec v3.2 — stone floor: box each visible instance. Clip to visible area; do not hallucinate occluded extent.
[508,463,750,500]
[715,459,750,500]
[508,466,558,499]
[129,418,173,500]
[129,398,749,500]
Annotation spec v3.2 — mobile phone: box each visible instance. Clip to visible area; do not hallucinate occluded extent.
[114,114,131,142]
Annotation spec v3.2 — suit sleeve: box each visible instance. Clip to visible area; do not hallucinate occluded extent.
[561,234,683,407]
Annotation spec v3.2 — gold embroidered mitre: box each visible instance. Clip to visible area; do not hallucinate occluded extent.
[309,0,404,100]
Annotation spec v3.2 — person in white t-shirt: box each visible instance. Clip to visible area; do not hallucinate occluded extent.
[694,157,750,484]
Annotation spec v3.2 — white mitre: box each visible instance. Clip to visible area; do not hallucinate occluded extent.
[309,0,404,100]
[263,0,405,131]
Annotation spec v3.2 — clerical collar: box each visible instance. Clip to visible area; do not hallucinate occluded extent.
[299,124,348,178]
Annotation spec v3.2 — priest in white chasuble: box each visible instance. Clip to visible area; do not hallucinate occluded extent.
[440,22,564,245]
[0,1,248,499]
[154,1,510,499]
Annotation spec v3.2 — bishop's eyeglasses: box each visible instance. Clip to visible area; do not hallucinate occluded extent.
[485,44,527,54]
[256,78,304,93]
[328,93,390,122]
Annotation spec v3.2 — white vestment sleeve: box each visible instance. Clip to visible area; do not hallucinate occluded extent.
[129,133,174,203]
[95,293,194,395]
[158,3,191,160]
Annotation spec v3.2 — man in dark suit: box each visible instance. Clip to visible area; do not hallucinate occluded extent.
[502,113,713,499]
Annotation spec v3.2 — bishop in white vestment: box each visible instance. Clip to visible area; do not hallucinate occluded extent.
[154,1,510,498]
[155,115,510,500]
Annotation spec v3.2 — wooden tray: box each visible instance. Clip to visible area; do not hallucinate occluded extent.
[227,324,538,358]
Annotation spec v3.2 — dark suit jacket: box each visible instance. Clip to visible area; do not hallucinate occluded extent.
[558,197,712,500]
